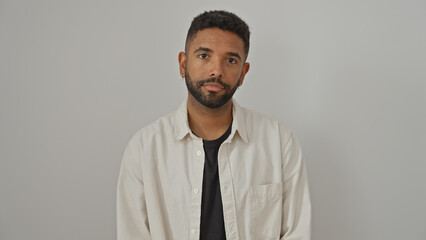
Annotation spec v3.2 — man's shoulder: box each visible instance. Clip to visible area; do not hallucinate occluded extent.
[236,104,295,147]
[137,111,175,135]
[239,105,293,133]
[127,111,176,147]
[240,105,277,123]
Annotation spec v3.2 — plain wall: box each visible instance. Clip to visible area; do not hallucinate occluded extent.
[1,0,425,239]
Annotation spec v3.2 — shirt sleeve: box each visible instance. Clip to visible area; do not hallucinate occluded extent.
[116,141,151,240]
[280,133,312,240]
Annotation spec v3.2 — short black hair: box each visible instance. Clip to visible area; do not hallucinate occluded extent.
[185,10,250,60]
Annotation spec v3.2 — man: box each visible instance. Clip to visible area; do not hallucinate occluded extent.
[117,10,311,240]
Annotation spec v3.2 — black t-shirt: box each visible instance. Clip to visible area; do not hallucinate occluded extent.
[199,124,232,240]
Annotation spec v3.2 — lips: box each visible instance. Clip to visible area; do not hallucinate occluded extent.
[202,83,224,92]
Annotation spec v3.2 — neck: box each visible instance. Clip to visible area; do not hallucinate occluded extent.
[187,94,233,141]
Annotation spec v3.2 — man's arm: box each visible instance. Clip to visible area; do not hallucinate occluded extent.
[280,133,312,240]
[117,142,151,240]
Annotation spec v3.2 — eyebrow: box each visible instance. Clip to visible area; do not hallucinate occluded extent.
[193,46,242,61]
[193,47,212,54]
[227,52,242,61]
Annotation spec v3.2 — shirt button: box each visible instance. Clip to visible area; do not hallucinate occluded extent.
[191,229,196,234]
[193,188,199,194]
[196,151,202,156]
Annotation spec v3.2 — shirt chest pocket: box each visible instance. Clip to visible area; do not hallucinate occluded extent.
[249,182,283,239]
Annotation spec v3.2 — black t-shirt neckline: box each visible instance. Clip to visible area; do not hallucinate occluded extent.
[202,122,232,148]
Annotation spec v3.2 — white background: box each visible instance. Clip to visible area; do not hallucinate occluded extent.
[1,0,425,239]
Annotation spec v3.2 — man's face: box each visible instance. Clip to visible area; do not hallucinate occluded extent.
[179,28,250,108]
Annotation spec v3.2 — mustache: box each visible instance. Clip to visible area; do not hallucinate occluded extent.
[196,77,231,90]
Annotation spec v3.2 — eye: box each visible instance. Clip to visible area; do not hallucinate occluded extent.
[199,53,208,59]
[227,58,237,64]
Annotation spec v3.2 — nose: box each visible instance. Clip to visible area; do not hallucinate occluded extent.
[209,58,224,78]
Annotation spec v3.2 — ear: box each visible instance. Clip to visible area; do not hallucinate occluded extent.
[178,51,187,78]
[238,62,250,86]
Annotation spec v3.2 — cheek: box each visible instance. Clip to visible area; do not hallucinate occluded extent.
[186,60,205,76]
[228,66,243,78]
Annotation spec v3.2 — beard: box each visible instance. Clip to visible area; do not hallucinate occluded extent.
[184,69,241,109]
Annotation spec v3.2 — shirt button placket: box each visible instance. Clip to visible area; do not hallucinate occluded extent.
[189,140,204,240]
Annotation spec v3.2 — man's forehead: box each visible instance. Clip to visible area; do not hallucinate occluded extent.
[188,28,245,54]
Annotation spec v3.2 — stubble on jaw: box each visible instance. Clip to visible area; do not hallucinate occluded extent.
[184,69,241,109]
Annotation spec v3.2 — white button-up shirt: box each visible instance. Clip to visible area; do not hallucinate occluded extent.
[117,99,311,240]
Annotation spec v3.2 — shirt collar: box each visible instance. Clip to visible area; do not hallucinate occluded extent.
[173,98,248,143]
